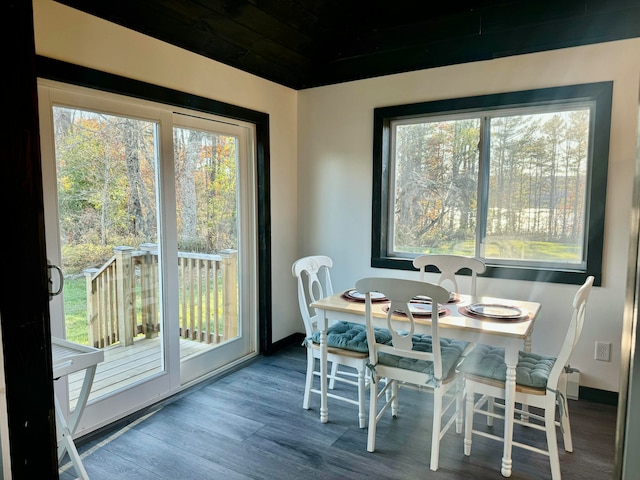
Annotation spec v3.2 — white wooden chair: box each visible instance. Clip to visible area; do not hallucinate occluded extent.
[292,255,370,428]
[355,277,469,471]
[459,276,594,480]
[413,254,486,295]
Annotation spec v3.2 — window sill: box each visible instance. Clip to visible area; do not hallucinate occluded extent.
[371,256,598,286]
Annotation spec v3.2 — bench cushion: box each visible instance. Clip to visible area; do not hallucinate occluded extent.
[378,334,469,379]
[458,344,556,389]
[311,321,392,353]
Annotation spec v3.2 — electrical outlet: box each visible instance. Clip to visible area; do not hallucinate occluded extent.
[595,341,611,362]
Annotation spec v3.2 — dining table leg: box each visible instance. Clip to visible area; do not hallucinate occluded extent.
[318,310,329,423]
[501,343,518,477]
[520,333,531,422]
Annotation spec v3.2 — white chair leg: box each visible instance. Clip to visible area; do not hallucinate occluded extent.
[328,360,339,390]
[557,377,573,452]
[430,388,443,471]
[367,376,379,452]
[545,397,562,480]
[464,383,474,456]
[455,376,464,434]
[357,364,366,428]
[561,400,573,452]
[487,395,495,427]
[391,380,399,418]
[303,349,314,409]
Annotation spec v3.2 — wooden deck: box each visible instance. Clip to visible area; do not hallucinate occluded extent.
[66,336,214,407]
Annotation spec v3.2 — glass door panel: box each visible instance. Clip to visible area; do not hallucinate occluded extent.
[49,104,164,407]
[172,114,255,385]
[174,126,239,354]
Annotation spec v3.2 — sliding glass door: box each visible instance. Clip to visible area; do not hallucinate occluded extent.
[38,81,257,435]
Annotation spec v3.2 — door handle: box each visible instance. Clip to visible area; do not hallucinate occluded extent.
[47,262,64,300]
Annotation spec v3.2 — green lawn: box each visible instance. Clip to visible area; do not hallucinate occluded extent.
[62,277,89,345]
[403,239,581,263]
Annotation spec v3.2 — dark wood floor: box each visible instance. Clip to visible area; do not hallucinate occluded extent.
[59,343,617,480]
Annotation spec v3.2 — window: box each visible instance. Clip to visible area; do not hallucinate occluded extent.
[372,82,612,285]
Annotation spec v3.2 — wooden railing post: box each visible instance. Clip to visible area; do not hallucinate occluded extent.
[220,249,238,340]
[115,246,135,346]
[84,268,100,347]
[139,243,159,338]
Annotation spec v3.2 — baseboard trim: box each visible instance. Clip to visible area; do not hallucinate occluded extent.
[266,333,305,355]
[578,386,618,406]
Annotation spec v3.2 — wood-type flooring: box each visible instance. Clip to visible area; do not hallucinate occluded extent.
[59,343,617,480]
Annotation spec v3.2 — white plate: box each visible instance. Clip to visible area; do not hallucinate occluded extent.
[393,303,446,316]
[345,290,387,301]
[407,303,435,315]
[412,295,432,302]
[468,303,523,319]
[413,292,458,303]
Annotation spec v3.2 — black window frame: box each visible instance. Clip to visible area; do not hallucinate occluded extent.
[372,82,613,286]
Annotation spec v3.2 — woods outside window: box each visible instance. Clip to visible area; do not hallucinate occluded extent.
[371,82,612,285]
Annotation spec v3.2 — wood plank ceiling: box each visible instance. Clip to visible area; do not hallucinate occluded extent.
[56,0,640,90]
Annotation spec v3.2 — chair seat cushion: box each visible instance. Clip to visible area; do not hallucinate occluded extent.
[458,344,556,389]
[378,334,469,379]
[311,321,392,353]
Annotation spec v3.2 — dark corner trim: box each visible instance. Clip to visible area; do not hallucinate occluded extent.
[267,333,305,355]
[578,386,619,406]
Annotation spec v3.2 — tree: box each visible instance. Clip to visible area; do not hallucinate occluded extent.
[174,127,238,253]
[53,107,158,271]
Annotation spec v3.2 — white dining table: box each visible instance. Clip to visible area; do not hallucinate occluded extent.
[310,290,541,478]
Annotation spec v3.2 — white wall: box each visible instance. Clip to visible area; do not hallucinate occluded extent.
[32,0,301,344]
[297,39,640,393]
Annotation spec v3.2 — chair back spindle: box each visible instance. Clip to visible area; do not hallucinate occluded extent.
[547,276,594,389]
[293,255,333,336]
[413,254,486,295]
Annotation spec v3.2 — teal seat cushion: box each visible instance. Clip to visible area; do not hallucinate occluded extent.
[311,321,392,353]
[458,344,556,389]
[378,334,469,379]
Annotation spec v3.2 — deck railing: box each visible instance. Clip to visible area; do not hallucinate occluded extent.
[83,244,238,348]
